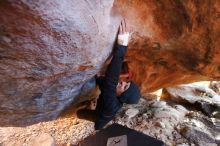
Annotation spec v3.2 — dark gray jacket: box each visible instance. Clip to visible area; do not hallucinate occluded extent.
[95,44,127,130]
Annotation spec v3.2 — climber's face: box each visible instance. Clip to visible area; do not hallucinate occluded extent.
[116,81,131,96]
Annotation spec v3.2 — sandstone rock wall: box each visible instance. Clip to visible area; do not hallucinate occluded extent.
[114,0,220,91]
[0,0,219,125]
[0,0,119,126]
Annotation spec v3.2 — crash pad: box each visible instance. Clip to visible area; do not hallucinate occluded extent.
[79,123,165,146]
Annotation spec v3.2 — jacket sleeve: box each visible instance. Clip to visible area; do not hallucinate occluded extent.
[95,76,105,89]
[101,44,127,112]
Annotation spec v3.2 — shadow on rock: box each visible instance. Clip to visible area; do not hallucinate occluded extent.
[76,109,98,122]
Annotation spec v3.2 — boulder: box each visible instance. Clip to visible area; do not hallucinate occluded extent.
[150,101,167,108]
[125,108,139,119]
[153,106,185,122]
[165,84,220,103]
[164,83,220,117]
[0,0,118,126]
[180,125,217,146]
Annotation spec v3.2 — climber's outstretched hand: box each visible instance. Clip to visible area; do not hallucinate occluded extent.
[117,19,130,46]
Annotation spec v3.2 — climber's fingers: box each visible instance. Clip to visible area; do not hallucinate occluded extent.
[119,21,122,34]
[124,19,127,32]
[119,19,129,34]
[121,19,129,34]
[122,19,126,33]
[117,19,130,46]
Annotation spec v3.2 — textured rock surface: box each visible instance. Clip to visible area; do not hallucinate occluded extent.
[180,112,220,146]
[28,133,55,146]
[162,83,220,145]
[0,0,220,125]
[0,0,118,126]
[114,0,220,91]
[125,108,139,119]
[165,82,220,104]
[163,83,220,117]
[114,98,189,146]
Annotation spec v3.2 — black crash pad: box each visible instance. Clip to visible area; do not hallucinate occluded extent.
[79,123,165,146]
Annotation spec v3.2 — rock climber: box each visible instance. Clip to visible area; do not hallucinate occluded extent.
[86,61,131,110]
[94,19,141,130]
